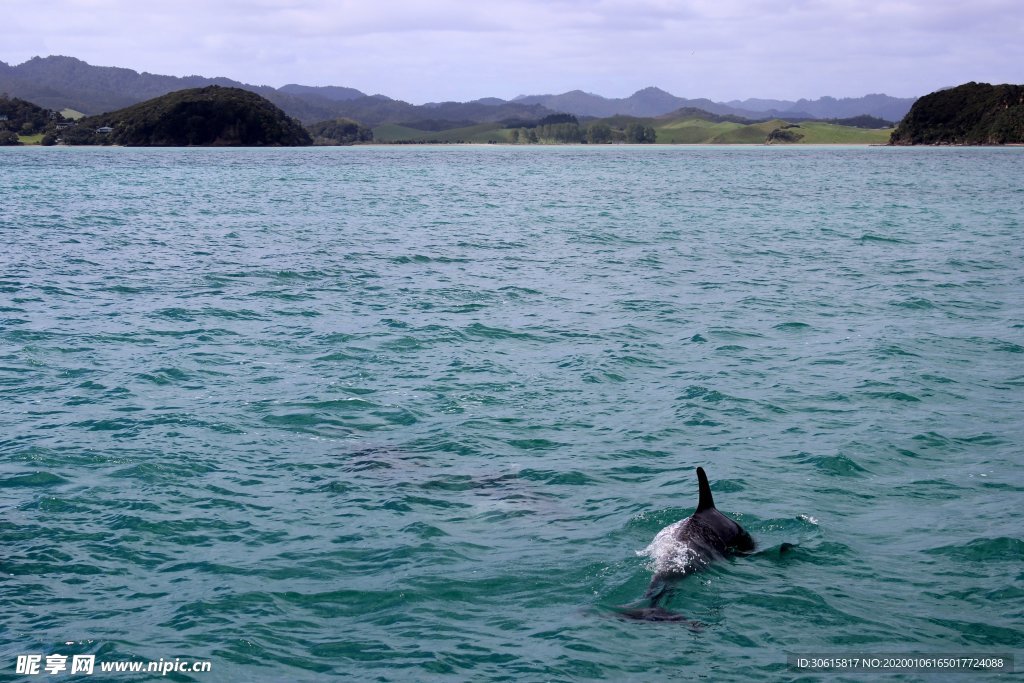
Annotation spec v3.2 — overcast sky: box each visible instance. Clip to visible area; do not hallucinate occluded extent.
[3,0,1022,103]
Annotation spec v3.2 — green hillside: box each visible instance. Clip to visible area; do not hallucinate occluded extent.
[655,118,744,143]
[713,119,784,143]
[784,121,891,143]
[373,111,894,145]
[652,115,890,144]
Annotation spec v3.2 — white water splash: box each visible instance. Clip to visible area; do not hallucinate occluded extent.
[637,519,705,574]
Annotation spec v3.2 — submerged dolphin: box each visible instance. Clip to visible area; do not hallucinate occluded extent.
[619,466,755,622]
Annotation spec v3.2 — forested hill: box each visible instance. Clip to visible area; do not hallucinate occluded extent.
[889,82,1024,145]
[0,94,64,144]
[57,86,312,146]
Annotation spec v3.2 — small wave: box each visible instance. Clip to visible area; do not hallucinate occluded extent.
[296,398,378,411]
[496,285,542,297]
[913,431,951,446]
[893,297,936,309]
[247,289,317,302]
[708,328,765,339]
[270,269,330,281]
[582,371,626,383]
[100,284,152,294]
[200,307,265,321]
[261,412,356,437]
[784,452,868,477]
[464,323,540,341]
[506,439,565,452]
[154,306,261,325]
[441,303,489,314]
[316,350,371,362]
[618,299,677,314]
[857,233,907,244]
[135,367,191,385]
[153,307,194,321]
[892,479,963,499]
[517,468,595,485]
[390,254,469,264]
[679,385,739,403]
[923,537,1024,562]
[873,344,920,358]
[682,413,722,427]
[954,433,1005,446]
[864,390,921,402]
[69,417,141,434]
[0,471,69,487]
[773,321,811,331]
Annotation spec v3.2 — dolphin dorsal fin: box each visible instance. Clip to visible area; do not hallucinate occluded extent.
[696,467,716,512]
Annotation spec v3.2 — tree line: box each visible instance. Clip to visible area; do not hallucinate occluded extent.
[508,114,656,144]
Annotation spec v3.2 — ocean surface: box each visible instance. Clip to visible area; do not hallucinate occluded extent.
[1,145,1022,681]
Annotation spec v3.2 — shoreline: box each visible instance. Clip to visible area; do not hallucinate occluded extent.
[8,142,1023,149]
[19,137,1023,149]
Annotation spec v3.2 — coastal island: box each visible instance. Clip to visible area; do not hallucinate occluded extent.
[889,82,1024,145]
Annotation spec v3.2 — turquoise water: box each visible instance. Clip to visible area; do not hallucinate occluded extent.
[1,145,1022,681]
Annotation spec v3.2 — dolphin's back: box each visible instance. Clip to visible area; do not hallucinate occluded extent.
[618,467,754,623]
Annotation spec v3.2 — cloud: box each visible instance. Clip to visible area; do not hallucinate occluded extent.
[2,0,1022,102]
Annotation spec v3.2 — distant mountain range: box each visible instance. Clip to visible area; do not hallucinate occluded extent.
[0,55,918,126]
[512,88,915,122]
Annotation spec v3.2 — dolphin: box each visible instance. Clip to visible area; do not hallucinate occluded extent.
[618,466,755,623]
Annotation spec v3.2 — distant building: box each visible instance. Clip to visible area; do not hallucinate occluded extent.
[96,126,113,134]
[56,122,74,130]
